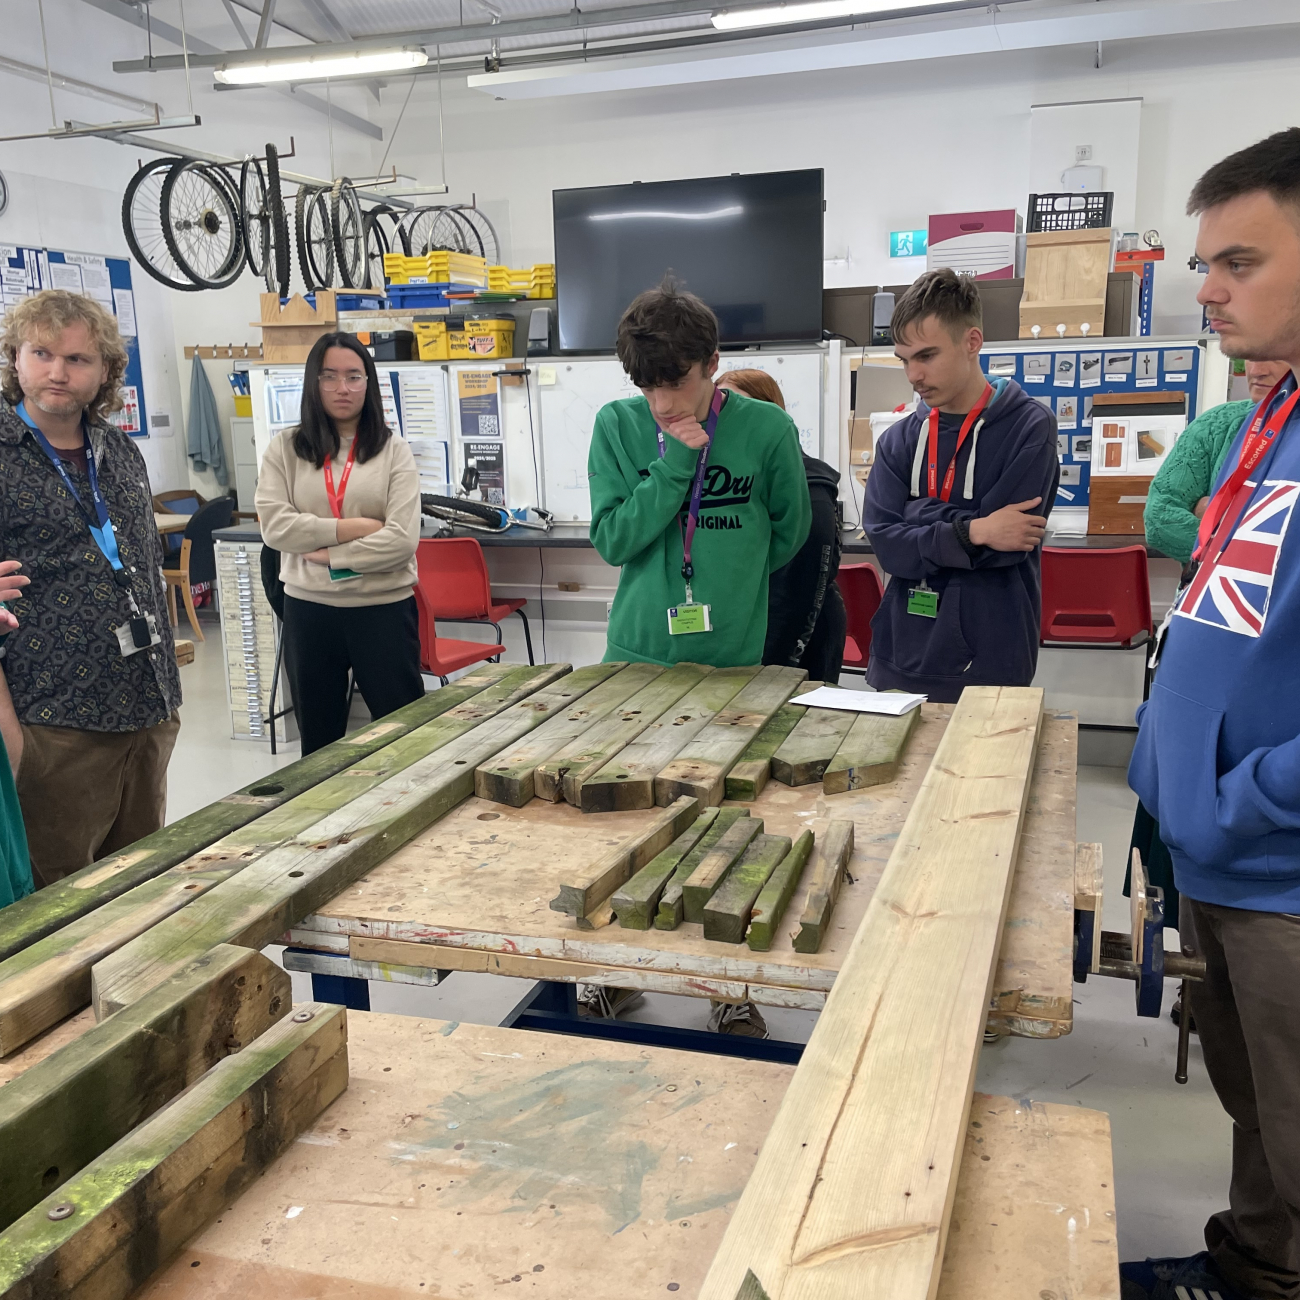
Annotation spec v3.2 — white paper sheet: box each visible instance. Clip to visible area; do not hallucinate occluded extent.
[48,261,83,293]
[796,686,926,716]
[113,288,137,337]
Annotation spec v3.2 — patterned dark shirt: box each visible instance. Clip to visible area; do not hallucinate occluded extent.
[0,399,181,733]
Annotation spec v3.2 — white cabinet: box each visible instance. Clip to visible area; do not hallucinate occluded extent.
[230,417,258,514]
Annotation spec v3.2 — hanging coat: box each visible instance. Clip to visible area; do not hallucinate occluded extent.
[186,354,229,486]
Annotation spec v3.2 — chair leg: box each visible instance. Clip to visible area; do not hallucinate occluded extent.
[516,609,535,666]
[166,579,178,629]
[267,621,285,757]
[179,575,204,642]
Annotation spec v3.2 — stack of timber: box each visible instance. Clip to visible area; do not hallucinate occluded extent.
[699,686,1044,1300]
[725,681,821,800]
[766,696,922,794]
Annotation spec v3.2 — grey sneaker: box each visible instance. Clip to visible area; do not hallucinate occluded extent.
[576,985,644,1018]
[707,1001,769,1038]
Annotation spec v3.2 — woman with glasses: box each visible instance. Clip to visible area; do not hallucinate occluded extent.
[256,332,424,755]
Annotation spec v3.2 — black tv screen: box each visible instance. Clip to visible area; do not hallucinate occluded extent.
[552,169,824,353]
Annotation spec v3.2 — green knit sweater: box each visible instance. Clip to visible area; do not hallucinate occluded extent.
[1143,400,1252,563]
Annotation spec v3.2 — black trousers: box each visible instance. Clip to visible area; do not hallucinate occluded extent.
[281,594,425,756]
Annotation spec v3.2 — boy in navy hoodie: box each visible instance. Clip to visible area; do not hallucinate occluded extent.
[862,270,1058,702]
[1123,129,1300,1300]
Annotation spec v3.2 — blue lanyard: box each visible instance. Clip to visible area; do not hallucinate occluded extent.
[15,401,126,579]
[656,387,726,589]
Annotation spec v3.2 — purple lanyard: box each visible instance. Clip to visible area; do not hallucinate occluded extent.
[656,386,725,591]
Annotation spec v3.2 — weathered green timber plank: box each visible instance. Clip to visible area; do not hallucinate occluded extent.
[535,662,712,807]
[681,816,764,924]
[770,705,858,787]
[0,1003,348,1300]
[654,665,808,808]
[0,663,568,1057]
[610,809,720,930]
[654,807,750,931]
[702,834,793,944]
[0,661,521,962]
[746,830,815,952]
[0,945,288,1232]
[792,819,856,954]
[549,796,700,922]
[579,666,761,813]
[91,665,622,1017]
[474,662,661,806]
[725,681,821,801]
[821,704,921,794]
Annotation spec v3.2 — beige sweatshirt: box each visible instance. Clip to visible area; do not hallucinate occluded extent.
[255,428,421,608]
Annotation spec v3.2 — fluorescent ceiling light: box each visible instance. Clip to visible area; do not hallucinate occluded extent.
[214,47,428,85]
[713,0,957,31]
[589,206,744,221]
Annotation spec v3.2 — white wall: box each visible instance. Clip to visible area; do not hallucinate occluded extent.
[376,25,1300,336]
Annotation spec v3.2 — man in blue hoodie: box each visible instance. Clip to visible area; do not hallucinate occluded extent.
[862,269,1059,701]
[1124,128,1300,1300]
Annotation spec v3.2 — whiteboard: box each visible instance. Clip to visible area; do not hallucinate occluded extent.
[537,350,825,523]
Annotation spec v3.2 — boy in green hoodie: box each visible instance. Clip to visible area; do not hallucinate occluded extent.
[588,282,811,666]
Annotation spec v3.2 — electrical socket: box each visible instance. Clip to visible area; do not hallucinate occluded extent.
[1075,144,1094,164]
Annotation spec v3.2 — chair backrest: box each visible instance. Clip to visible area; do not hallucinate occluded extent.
[413,583,436,673]
[181,496,235,585]
[837,562,885,667]
[1040,545,1153,647]
[154,490,205,516]
[415,537,493,620]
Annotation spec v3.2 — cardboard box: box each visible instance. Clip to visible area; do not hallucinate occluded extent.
[927,209,1021,280]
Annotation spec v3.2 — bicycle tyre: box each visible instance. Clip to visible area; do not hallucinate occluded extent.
[264,143,291,296]
[160,160,245,289]
[122,158,202,292]
[361,209,390,290]
[240,156,269,277]
[420,494,510,530]
[329,178,365,289]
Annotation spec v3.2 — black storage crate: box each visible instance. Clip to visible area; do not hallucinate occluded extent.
[1026,192,1114,232]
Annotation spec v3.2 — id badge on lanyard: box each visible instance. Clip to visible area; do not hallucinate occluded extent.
[658,388,725,636]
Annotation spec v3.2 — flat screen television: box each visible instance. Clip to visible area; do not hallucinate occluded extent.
[552,169,824,353]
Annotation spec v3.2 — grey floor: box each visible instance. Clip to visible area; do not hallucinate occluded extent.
[170,617,1229,1269]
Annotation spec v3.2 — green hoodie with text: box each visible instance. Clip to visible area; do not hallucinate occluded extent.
[589,389,812,667]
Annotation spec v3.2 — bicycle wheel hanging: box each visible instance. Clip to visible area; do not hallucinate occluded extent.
[239,156,269,278]
[329,179,365,289]
[361,208,390,290]
[264,142,291,297]
[427,208,474,254]
[444,208,483,258]
[395,205,442,257]
[122,158,202,292]
[160,159,246,289]
[295,184,335,290]
[450,205,500,265]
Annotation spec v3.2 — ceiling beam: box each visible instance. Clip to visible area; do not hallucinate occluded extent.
[220,0,254,48]
[254,0,279,49]
[299,0,351,42]
[0,54,157,114]
[80,0,381,138]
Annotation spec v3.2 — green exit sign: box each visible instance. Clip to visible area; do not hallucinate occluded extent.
[890,229,928,258]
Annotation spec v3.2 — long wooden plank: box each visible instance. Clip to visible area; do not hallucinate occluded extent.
[610,809,720,930]
[725,681,820,801]
[745,830,815,952]
[0,1003,348,1300]
[791,820,855,955]
[579,666,762,812]
[537,662,712,806]
[549,796,700,921]
[0,661,519,961]
[770,706,857,787]
[681,815,764,924]
[654,807,750,931]
[699,686,1044,1300]
[473,662,654,805]
[0,663,569,1057]
[0,945,288,1232]
[654,665,808,808]
[90,665,620,1017]
[821,704,921,794]
[703,834,792,943]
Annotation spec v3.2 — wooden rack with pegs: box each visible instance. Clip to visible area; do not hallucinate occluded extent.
[183,344,263,360]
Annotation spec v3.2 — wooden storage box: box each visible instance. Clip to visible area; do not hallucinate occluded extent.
[1019,228,1113,340]
[256,291,337,364]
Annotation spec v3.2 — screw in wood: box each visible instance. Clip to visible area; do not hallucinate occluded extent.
[47,1203,75,1221]
[292,1009,315,1023]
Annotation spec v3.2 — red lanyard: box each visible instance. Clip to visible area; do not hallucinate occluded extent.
[323,439,358,520]
[1193,378,1300,563]
[927,384,992,501]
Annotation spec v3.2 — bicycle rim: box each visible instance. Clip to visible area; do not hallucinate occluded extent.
[264,142,291,296]
[160,160,246,289]
[240,156,269,277]
[122,158,202,292]
[330,179,365,289]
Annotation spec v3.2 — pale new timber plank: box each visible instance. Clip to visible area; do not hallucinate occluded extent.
[699,686,1043,1300]
[0,662,566,1057]
[746,831,815,952]
[703,834,792,943]
[580,666,761,812]
[549,796,701,921]
[474,662,655,806]
[611,809,721,930]
[656,665,808,807]
[90,665,618,1016]
[821,704,921,794]
[791,820,855,954]
[0,1003,348,1300]
[681,816,764,924]
[551,662,714,807]
[1075,842,1104,978]
[725,682,821,802]
[0,945,288,1231]
[770,706,857,787]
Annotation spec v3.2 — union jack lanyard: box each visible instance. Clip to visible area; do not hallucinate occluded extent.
[926,383,992,501]
[656,386,726,604]
[1193,377,1300,567]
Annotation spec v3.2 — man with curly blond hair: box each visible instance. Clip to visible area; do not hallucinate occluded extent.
[0,290,180,887]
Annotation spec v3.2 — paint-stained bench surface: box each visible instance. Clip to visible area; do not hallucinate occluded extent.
[123,1011,1118,1300]
[288,707,1077,1038]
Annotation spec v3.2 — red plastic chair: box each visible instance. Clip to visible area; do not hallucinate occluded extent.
[1039,546,1153,648]
[837,562,885,677]
[416,537,535,665]
[412,583,501,685]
